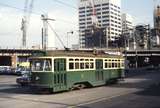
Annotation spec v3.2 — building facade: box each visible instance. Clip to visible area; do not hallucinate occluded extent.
[154,5,160,29]
[85,27,106,48]
[78,0,122,48]
[122,13,134,36]
[153,5,160,46]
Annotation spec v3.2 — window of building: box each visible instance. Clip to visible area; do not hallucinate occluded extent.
[114,5,118,8]
[96,8,101,11]
[102,24,109,26]
[102,7,109,10]
[102,11,109,14]
[110,3,113,6]
[95,4,101,7]
[87,18,91,20]
[79,19,85,21]
[87,14,91,16]
[103,19,109,22]
[102,15,109,18]
[79,11,85,14]
[102,3,109,6]
[79,7,85,10]
[111,24,114,26]
[79,22,85,25]
[97,12,101,15]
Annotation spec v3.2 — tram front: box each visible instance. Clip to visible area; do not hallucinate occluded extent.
[30,57,54,90]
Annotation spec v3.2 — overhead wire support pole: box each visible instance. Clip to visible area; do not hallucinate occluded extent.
[41,14,55,51]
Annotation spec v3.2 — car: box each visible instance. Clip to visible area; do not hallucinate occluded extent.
[16,72,31,86]
[15,67,30,76]
[0,66,11,75]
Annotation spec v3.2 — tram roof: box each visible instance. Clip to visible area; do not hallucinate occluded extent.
[31,50,123,58]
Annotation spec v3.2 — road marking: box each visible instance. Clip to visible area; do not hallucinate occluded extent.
[67,105,76,108]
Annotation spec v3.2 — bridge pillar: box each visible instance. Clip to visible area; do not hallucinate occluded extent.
[11,55,17,68]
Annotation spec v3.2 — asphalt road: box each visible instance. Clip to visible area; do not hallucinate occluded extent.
[80,77,160,108]
[0,69,160,108]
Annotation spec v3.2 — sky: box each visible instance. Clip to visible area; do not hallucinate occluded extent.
[0,0,157,49]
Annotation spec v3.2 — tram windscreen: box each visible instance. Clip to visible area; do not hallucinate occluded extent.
[31,59,52,72]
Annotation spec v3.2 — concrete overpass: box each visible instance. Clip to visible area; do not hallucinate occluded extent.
[125,50,160,68]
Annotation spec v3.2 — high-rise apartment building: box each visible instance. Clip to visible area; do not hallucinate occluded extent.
[78,0,122,48]
[122,13,134,36]
[153,5,160,46]
[154,5,160,29]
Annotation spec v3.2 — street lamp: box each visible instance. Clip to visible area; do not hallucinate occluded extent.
[67,31,74,48]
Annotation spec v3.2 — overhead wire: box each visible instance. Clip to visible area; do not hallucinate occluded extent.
[0,1,78,26]
[0,2,41,15]
[46,21,67,49]
[50,0,78,26]
[51,0,77,10]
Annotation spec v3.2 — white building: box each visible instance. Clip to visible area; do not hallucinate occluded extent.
[122,13,134,36]
[78,0,122,48]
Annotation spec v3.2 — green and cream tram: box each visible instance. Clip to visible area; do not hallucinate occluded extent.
[30,51,124,92]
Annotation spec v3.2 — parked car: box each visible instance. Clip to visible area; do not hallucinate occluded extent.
[0,66,11,75]
[15,67,30,76]
[16,72,31,86]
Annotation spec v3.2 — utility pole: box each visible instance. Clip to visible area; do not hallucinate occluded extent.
[41,14,55,50]
[106,27,109,49]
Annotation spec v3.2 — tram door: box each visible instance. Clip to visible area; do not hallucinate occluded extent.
[95,59,104,81]
[54,59,67,91]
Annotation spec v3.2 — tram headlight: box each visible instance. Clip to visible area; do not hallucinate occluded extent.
[35,76,40,81]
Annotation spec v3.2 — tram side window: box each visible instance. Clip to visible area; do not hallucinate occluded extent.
[75,63,79,69]
[69,63,74,69]
[118,62,120,68]
[90,63,94,69]
[109,63,112,68]
[85,62,89,69]
[115,62,117,68]
[105,63,108,68]
[80,63,84,69]
[112,63,115,68]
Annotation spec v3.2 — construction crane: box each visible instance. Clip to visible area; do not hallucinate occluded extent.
[21,0,34,47]
[89,0,99,28]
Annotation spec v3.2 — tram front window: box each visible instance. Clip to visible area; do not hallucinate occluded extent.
[31,59,52,72]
